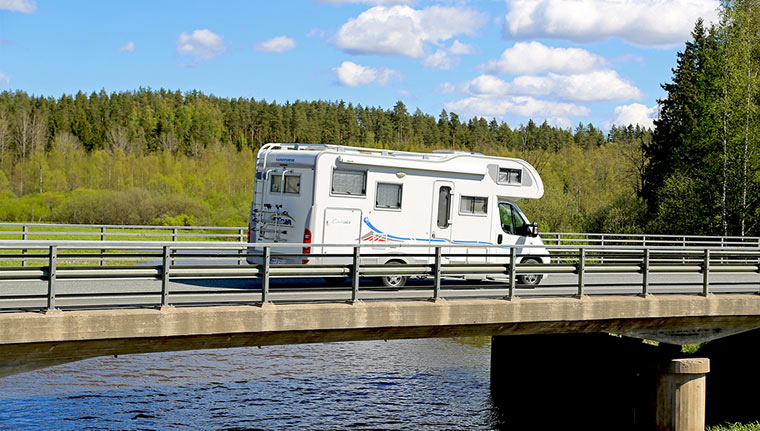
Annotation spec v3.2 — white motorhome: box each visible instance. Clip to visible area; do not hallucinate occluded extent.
[247,143,549,286]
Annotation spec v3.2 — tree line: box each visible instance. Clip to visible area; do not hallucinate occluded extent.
[0,88,609,162]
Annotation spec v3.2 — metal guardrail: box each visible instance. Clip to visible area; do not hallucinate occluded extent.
[0,223,247,242]
[1,240,759,311]
[4,223,760,249]
[541,232,760,248]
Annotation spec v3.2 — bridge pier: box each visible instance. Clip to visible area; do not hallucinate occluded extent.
[656,358,709,431]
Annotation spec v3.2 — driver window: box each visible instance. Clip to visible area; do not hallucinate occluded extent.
[499,203,514,234]
[513,207,526,232]
[499,202,527,235]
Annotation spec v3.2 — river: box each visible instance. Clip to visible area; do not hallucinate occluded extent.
[0,338,502,430]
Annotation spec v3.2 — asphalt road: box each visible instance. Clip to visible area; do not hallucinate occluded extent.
[1,271,758,310]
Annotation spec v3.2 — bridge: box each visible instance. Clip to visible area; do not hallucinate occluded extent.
[2,223,760,428]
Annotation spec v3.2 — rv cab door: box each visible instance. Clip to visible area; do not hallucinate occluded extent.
[497,202,528,260]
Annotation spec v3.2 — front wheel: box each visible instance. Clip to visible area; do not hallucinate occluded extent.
[516,258,543,286]
[380,260,407,288]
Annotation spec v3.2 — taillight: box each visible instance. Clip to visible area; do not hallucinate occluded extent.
[302,228,311,264]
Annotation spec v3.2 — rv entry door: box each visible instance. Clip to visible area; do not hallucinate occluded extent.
[431,181,454,263]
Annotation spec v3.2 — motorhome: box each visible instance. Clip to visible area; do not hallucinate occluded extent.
[247,143,549,286]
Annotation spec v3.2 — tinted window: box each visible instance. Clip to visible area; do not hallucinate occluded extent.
[437,186,451,228]
[332,170,366,195]
[271,175,300,194]
[376,183,402,209]
[498,168,522,185]
[460,196,488,215]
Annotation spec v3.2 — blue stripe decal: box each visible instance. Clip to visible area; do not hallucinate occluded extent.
[363,217,491,245]
[363,217,384,234]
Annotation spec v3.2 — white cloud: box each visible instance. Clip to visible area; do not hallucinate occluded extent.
[483,41,608,75]
[439,82,457,94]
[0,72,9,87]
[256,36,297,53]
[465,74,511,95]
[460,71,641,102]
[445,95,590,118]
[0,0,36,13]
[448,40,473,55]
[552,70,642,101]
[176,29,225,61]
[503,0,720,48]
[422,50,459,70]
[607,103,658,129]
[119,41,135,53]
[334,61,401,87]
[333,5,485,58]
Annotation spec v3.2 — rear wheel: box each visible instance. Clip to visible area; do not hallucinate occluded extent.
[381,260,407,288]
[516,258,543,286]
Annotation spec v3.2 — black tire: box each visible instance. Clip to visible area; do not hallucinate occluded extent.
[380,260,407,288]
[516,258,543,286]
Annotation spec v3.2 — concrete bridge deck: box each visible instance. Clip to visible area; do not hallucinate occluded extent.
[2,293,760,377]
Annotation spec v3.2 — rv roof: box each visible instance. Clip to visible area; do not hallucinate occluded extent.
[259,143,489,162]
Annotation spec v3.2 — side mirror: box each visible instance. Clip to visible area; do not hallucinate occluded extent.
[528,222,539,238]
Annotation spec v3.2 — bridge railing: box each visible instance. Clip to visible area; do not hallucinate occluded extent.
[1,240,759,311]
[4,222,760,249]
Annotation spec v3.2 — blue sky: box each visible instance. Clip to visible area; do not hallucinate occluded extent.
[0,0,721,130]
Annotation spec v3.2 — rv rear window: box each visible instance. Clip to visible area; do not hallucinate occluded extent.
[376,183,402,209]
[270,175,300,194]
[332,169,366,196]
[460,196,488,215]
[498,168,522,185]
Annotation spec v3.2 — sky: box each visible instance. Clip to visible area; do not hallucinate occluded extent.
[0,0,722,131]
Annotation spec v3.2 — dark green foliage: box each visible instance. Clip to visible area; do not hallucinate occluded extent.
[644,1,760,236]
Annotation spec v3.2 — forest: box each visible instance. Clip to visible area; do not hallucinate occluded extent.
[0,0,758,236]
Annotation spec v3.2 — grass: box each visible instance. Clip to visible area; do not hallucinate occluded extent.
[708,422,760,431]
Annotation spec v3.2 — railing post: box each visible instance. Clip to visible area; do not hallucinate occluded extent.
[507,247,516,299]
[21,225,28,267]
[172,228,178,242]
[261,246,270,304]
[577,248,586,297]
[100,226,106,267]
[350,246,361,303]
[433,246,442,300]
[47,245,57,310]
[641,249,650,296]
[239,228,246,242]
[161,246,170,307]
[702,249,710,296]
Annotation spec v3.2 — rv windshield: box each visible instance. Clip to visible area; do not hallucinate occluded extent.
[499,202,527,235]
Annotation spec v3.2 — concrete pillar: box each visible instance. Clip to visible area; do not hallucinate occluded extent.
[657,358,710,431]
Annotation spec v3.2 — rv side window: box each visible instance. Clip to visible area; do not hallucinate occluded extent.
[498,168,522,185]
[376,183,402,209]
[270,175,300,194]
[332,169,366,196]
[460,196,488,215]
[437,186,451,228]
